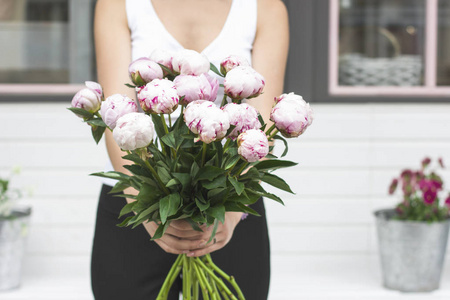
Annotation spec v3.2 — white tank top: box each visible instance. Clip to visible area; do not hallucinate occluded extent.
[104,0,258,186]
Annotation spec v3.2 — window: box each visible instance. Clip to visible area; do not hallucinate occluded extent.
[329,0,450,96]
[0,0,95,96]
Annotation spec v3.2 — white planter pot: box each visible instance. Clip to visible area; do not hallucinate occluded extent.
[0,207,31,291]
[374,209,450,292]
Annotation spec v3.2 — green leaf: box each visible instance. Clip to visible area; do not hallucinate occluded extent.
[67,107,94,119]
[118,202,136,218]
[195,198,210,211]
[91,125,106,144]
[165,178,179,188]
[228,176,245,195]
[159,193,182,224]
[273,135,289,157]
[253,159,297,172]
[110,181,130,194]
[191,162,200,178]
[125,83,136,88]
[157,166,172,185]
[224,155,241,170]
[196,166,226,181]
[172,173,191,190]
[260,173,294,194]
[116,216,133,228]
[210,63,224,77]
[160,131,177,149]
[91,171,130,181]
[151,114,168,144]
[122,153,147,166]
[258,114,266,130]
[157,63,175,76]
[206,220,219,244]
[206,205,225,223]
[201,175,227,189]
[225,125,236,137]
[86,118,107,127]
[224,202,260,217]
[151,222,169,240]
[131,202,160,228]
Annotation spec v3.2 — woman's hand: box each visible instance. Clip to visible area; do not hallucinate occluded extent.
[143,212,243,256]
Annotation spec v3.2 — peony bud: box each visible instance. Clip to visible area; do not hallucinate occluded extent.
[270,97,314,138]
[149,49,174,75]
[172,49,210,76]
[388,178,398,195]
[237,129,269,162]
[137,79,179,114]
[421,157,431,169]
[220,55,250,76]
[275,92,305,104]
[85,81,103,100]
[100,94,138,129]
[71,88,102,116]
[184,100,230,144]
[174,73,219,105]
[222,103,261,139]
[224,66,265,101]
[113,112,154,151]
[129,57,164,86]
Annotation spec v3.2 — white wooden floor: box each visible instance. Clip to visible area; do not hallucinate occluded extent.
[2,254,450,300]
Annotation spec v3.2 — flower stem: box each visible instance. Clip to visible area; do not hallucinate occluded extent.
[196,256,240,300]
[220,94,228,108]
[267,129,279,141]
[205,254,245,300]
[265,123,276,136]
[156,254,183,299]
[201,143,208,167]
[144,160,170,195]
[234,162,249,177]
[192,259,211,300]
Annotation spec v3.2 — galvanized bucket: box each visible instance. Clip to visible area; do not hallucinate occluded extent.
[0,207,31,291]
[374,209,450,292]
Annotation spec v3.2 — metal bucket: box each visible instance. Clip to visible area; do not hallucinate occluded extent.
[0,207,31,291]
[374,209,450,292]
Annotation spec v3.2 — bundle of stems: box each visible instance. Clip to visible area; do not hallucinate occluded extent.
[156,254,245,300]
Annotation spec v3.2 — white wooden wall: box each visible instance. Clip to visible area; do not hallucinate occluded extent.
[1,102,450,298]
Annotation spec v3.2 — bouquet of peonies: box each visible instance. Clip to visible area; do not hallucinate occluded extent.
[69,49,313,299]
[389,157,450,222]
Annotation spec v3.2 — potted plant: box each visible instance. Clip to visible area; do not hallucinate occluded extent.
[374,157,450,292]
[0,167,32,291]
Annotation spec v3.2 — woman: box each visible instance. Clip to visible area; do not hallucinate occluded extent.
[91,0,289,299]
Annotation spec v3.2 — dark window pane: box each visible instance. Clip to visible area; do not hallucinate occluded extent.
[0,0,94,85]
[438,0,450,86]
[338,0,425,86]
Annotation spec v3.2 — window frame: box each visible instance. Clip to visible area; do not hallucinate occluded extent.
[328,0,450,97]
[0,0,95,101]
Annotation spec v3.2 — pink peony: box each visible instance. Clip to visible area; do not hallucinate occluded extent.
[270,97,314,138]
[237,129,269,163]
[113,112,154,151]
[275,92,305,104]
[222,103,261,139]
[128,57,164,86]
[174,73,219,105]
[85,81,103,100]
[100,94,138,129]
[224,66,265,101]
[184,100,230,144]
[172,49,210,76]
[149,49,174,75]
[220,55,250,76]
[137,79,179,114]
[71,82,103,115]
[388,178,398,195]
[421,157,431,169]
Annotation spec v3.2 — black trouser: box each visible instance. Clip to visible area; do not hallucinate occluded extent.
[91,184,271,300]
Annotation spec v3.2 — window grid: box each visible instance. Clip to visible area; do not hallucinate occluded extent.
[328,0,450,97]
